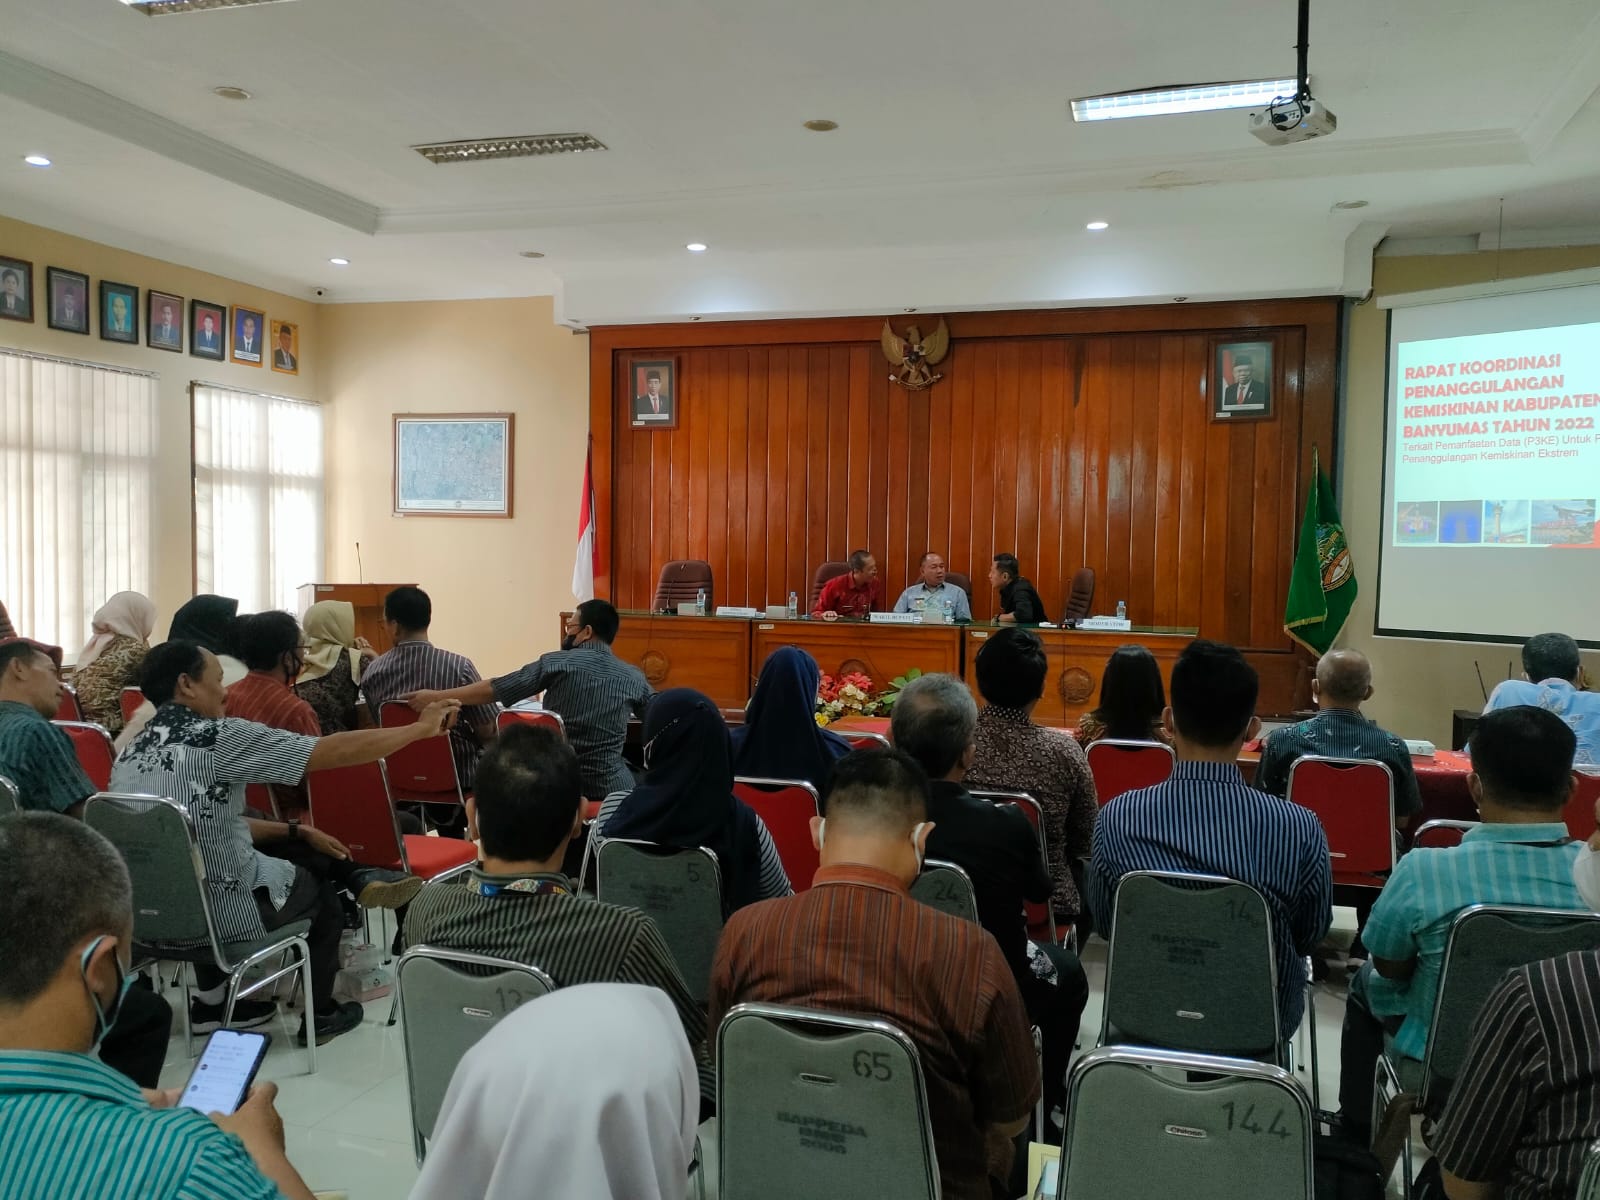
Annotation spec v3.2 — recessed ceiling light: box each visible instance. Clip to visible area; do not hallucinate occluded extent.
[1333,199,1369,210]
[1174,296,1189,302]
[1070,77,1300,122]
[686,243,708,253]
[803,119,839,132]
[904,307,917,313]
[518,250,546,259]
[1086,220,1109,231]
[690,315,703,321]
[212,86,252,101]
[22,154,51,168]
[329,257,350,266]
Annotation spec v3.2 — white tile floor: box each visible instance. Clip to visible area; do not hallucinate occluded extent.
[144,905,1415,1200]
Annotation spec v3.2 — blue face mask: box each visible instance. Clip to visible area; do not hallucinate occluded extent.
[78,935,136,1052]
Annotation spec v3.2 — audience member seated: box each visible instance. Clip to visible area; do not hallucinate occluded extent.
[1337,705,1587,1145]
[411,984,698,1200]
[892,551,973,621]
[112,641,454,1045]
[1256,648,1422,826]
[360,586,498,788]
[0,813,315,1200]
[892,672,1086,1127]
[0,600,12,639]
[989,552,1049,625]
[730,646,851,795]
[1089,639,1332,1039]
[1072,643,1171,747]
[0,639,96,818]
[225,612,324,811]
[116,593,246,751]
[404,724,712,1100]
[1484,631,1598,765]
[709,749,1040,1200]
[413,599,651,799]
[294,600,375,735]
[811,548,882,620]
[965,628,1098,937]
[1429,947,1600,1200]
[70,590,157,735]
[595,688,791,909]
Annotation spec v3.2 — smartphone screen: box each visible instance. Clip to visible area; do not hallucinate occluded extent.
[177,1029,270,1116]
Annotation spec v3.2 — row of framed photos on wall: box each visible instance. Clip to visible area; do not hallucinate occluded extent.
[0,253,300,376]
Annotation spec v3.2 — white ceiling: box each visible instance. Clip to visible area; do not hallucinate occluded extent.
[1,0,1597,324]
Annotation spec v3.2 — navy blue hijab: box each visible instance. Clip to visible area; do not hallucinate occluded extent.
[731,646,852,795]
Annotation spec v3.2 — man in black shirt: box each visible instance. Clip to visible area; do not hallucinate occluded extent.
[990,553,1049,625]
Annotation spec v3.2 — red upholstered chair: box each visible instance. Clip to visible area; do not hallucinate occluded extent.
[944,572,974,606]
[1286,756,1397,890]
[808,561,850,610]
[1411,819,1478,849]
[1565,769,1600,843]
[497,709,566,737]
[734,777,822,892]
[305,760,476,880]
[1086,739,1175,805]
[119,686,145,727]
[55,684,83,723]
[971,789,1058,943]
[55,720,115,791]
[1060,567,1096,622]
[652,560,714,613]
[378,701,468,809]
[838,730,891,750]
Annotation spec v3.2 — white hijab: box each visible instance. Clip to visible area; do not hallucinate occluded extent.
[410,984,699,1200]
[77,590,157,669]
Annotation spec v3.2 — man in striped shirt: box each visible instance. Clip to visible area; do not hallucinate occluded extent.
[1088,639,1333,1036]
[0,812,316,1199]
[403,723,713,1102]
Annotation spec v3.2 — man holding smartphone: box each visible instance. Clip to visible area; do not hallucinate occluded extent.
[0,813,317,1199]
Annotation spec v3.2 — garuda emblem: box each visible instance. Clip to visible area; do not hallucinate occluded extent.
[881,318,950,391]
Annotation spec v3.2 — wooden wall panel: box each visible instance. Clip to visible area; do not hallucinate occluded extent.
[588,299,1340,712]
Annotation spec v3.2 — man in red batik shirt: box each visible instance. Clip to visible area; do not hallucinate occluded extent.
[812,549,882,621]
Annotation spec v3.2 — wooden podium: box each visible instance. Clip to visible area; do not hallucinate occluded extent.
[296,583,416,654]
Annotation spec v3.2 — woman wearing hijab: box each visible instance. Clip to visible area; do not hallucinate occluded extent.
[593,688,792,911]
[115,594,246,751]
[294,600,375,734]
[70,591,158,734]
[730,646,851,795]
[411,984,699,1200]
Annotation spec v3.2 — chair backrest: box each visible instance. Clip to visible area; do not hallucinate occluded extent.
[1423,904,1600,1108]
[809,561,850,609]
[378,701,465,804]
[1103,870,1280,1059]
[305,760,406,870]
[1061,567,1096,622]
[119,686,145,726]
[496,708,566,737]
[1086,738,1175,804]
[595,839,724,1004]
[970,789,1056,941]
[398,945,556,1149]
[1411,819,1478,849]
[909,859,979,924]
[54,684,82,722]
[838,730,891,750]
[717,1003,940,1200]
[54,720,117,791]
[653,559,714,612]
[943,572,973,603]
[734,777,822,892]
[1566,768,1600,842]
[1285,756,1396,882]
[1577,1139,1600,1200]
[1060,1046,1313,1200]
[0,773,17,816]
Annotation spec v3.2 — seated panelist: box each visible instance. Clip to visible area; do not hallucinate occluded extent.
[892,552,972,622]
[812,549,882,622]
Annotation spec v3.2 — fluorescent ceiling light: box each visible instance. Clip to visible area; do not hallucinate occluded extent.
[1070,78,1299,122]
[122,0,299,13]
[412,133,607,164]
[23,154,51,167]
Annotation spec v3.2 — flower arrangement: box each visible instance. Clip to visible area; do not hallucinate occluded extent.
[814,668,923,727]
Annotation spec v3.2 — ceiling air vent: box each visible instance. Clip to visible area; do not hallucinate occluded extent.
[121,0,299,14]
[411,134,608,164]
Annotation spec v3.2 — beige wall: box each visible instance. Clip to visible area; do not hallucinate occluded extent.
[0,214,320,632]
[1341,247,1600,746]
[321,297,589,671]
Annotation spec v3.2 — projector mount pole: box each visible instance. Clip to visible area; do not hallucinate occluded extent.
[1295,0,1311,103]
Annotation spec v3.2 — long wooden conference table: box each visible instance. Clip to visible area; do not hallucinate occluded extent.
[578,610,1199,726]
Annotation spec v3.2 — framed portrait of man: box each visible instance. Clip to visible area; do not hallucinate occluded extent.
[231,306,266,366]
[190,300,227,361]
[271,319,299,375]
[99,281,139,344]
[46,267,90,335]
[147,290,184,352]
[1212,340,1274,421]
[626,356,678,429]
[0,256,33,323]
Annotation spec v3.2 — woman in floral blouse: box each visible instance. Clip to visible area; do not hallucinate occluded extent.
[295,600,376,734]
[71,591,157,734]
[1073,643,1173,748]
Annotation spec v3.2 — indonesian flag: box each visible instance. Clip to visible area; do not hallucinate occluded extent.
[572,439,598,602]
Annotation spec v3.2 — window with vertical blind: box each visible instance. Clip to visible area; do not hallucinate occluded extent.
[0,349,157,653]
[191,383,324,615]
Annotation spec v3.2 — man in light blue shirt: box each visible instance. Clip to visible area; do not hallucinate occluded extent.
[891,552,972,622]
[1484,631,1598,765]
[1336,705,1587,1144]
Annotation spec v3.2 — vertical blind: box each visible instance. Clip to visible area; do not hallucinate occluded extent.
[192,383,324,615]
[0,350,157,652]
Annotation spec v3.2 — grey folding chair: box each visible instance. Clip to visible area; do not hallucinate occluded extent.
[386,865,475,1026]
[1059,1046,1314,1200]
[1578,1139,1600,1200]
[717,1002,941,1200]
[910,859,980,924]
[1102,870,1281,1063]
[596,839,723,1005]
[83,791,318,1070]
[0,773,17,815]
[970,788,1058,942]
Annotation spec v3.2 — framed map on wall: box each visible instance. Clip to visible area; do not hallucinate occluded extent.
[393,412,515,518]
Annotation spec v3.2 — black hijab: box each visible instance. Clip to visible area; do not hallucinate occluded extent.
[731,646,851,794]
[167,594,239,656]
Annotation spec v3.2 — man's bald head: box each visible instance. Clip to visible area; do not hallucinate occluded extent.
[1315,649,1373,709]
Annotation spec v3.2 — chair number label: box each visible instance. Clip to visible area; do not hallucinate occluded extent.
[1222,898,1262,926]
[852,1051,893,1081]
[494,987,527,1012]
[932,881,960,903]
[1220,1101,1291,1139]
[686,861,701,883]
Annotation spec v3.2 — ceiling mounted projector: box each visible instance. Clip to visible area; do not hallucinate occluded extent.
[1249,95,1338,145]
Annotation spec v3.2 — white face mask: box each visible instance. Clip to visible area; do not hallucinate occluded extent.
[1574,844,1600,912]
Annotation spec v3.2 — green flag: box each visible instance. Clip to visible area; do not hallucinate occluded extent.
[1284,449,1357,655]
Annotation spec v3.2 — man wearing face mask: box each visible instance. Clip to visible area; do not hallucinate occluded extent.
[408,599,653,799]
[709,748,1040,1200]
[0,813,318,1199]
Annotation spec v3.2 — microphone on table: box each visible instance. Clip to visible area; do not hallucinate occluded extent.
[356,541,364,584]
[1473,661,1488,703]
